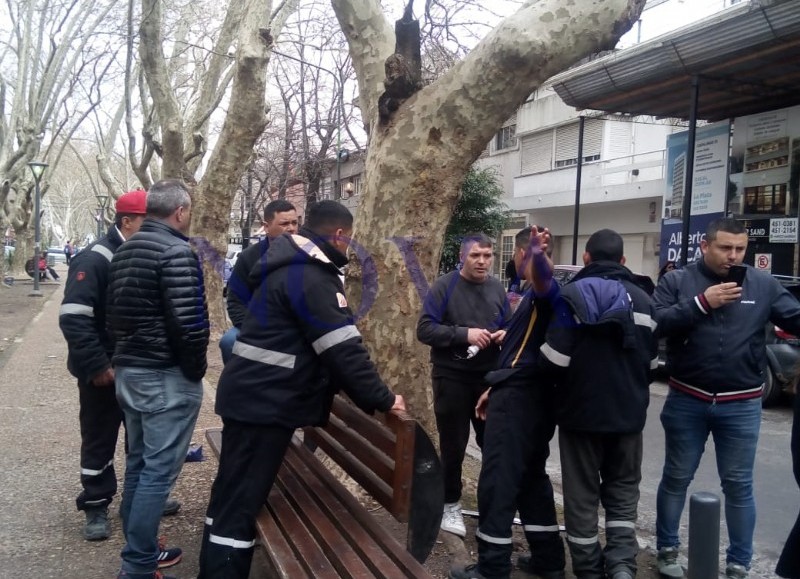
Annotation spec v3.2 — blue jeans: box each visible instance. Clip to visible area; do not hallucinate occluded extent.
[656,389,761,568]
[219,327,240,364]
[115,366,203,574]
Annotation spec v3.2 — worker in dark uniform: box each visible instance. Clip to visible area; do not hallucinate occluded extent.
[59,190,153,540]
[198,200,405,579]
[219,199,298,362]
[450,226,566,579]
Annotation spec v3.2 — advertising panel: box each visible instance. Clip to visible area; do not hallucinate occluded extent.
[728,104,800,276]
[660,121,730,266]
[729,105,800,219]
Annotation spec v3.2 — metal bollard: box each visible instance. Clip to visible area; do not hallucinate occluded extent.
[688,491,721,579]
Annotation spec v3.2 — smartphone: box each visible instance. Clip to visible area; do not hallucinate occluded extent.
[728,264,747,287]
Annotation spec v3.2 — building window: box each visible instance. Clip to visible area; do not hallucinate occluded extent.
[554,119,602,167]
[554,154,601,168]
[744,184,788,215]
[495,124,517,151]
[498,234,515,285]
[520,119,603,174]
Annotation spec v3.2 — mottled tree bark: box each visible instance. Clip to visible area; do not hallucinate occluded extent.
[333,0,645,431]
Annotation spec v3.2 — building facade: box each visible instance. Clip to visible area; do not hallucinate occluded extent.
[477,86,680,283]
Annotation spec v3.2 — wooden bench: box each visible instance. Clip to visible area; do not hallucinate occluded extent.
[206,395,444,578]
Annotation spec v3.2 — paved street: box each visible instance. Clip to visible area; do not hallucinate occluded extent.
[547,382,797,578]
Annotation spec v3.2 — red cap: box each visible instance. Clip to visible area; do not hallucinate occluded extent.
[115,190,147,215]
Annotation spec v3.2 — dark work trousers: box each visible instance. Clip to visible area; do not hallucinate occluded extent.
[776,391,800,578]
[432,372,489,504]
[198,418,294,579]
[476,378,564,578]
[559,429,642,579]
[76,380,124,511]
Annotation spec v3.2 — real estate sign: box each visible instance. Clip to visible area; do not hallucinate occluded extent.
[660,121,730,266]
[729,104,800,276]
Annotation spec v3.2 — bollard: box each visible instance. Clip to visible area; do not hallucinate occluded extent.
[688,491,721,579]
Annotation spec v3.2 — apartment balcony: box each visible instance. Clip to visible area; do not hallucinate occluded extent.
[509,149,666,211]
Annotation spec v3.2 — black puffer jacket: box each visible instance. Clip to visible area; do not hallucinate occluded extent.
[59,226,124,384]
[107,219,209,381]
[215,228,395,428]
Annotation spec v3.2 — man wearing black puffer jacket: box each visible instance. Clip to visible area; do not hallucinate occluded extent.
[198,200,405,579]
[108,179,209,579]
[539,229,658,579]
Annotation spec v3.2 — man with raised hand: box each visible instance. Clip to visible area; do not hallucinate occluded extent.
[450,226,565,579]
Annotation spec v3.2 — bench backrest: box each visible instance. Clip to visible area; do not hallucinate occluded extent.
[303,395,443,562]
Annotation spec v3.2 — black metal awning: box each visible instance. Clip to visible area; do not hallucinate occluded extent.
[550,0,800,121]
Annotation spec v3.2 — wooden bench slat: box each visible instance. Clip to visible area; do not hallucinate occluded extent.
[264,482,367,579]
[277,451,404,578]
[307,427,395,513]
[306,413,395,484]
[255,506,313,579]
[326,397,398,455]
[286,440,428,578]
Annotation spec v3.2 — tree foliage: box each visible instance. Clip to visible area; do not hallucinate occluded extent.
[439,167,509,274]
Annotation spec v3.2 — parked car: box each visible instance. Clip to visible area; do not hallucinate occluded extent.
[46,246,67,265]
[762,277,800,406]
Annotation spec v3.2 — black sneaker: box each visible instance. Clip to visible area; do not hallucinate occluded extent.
[449,563,510,579]
[162,498,181,517]
[516,553,565,579]
[118,497,181,518]
[83,507,110,541]
[449,564,488,579]
[156,539,182,569]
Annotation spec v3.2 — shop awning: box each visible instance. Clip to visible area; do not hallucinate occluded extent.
[549,0,800,121]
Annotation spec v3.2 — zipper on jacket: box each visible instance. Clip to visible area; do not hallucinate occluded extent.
[711,393,717,406]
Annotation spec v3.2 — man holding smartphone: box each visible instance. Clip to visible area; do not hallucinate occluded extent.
[653,218,800,579]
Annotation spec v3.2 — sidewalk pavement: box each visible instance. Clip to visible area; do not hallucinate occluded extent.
[0,281,223,578]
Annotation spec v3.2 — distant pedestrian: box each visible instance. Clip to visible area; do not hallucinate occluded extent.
[417,232,510,537]
[59,190,149,541]
[219,199,298,363]
[40,250,60,280]
[657,260,676,282]
[539,229,657,579]
[108,180,209,579]
[64,240,73,265]
[654,217,800,579]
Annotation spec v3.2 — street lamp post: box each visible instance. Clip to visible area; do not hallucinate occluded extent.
[95,194,109,239]
[28,161,48,297]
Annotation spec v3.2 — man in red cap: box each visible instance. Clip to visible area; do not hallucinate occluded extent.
[58,190,180,546]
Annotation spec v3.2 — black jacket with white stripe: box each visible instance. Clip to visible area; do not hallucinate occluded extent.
[539,261,657,433]
[59,227,124,385]
[214,228,395,428]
